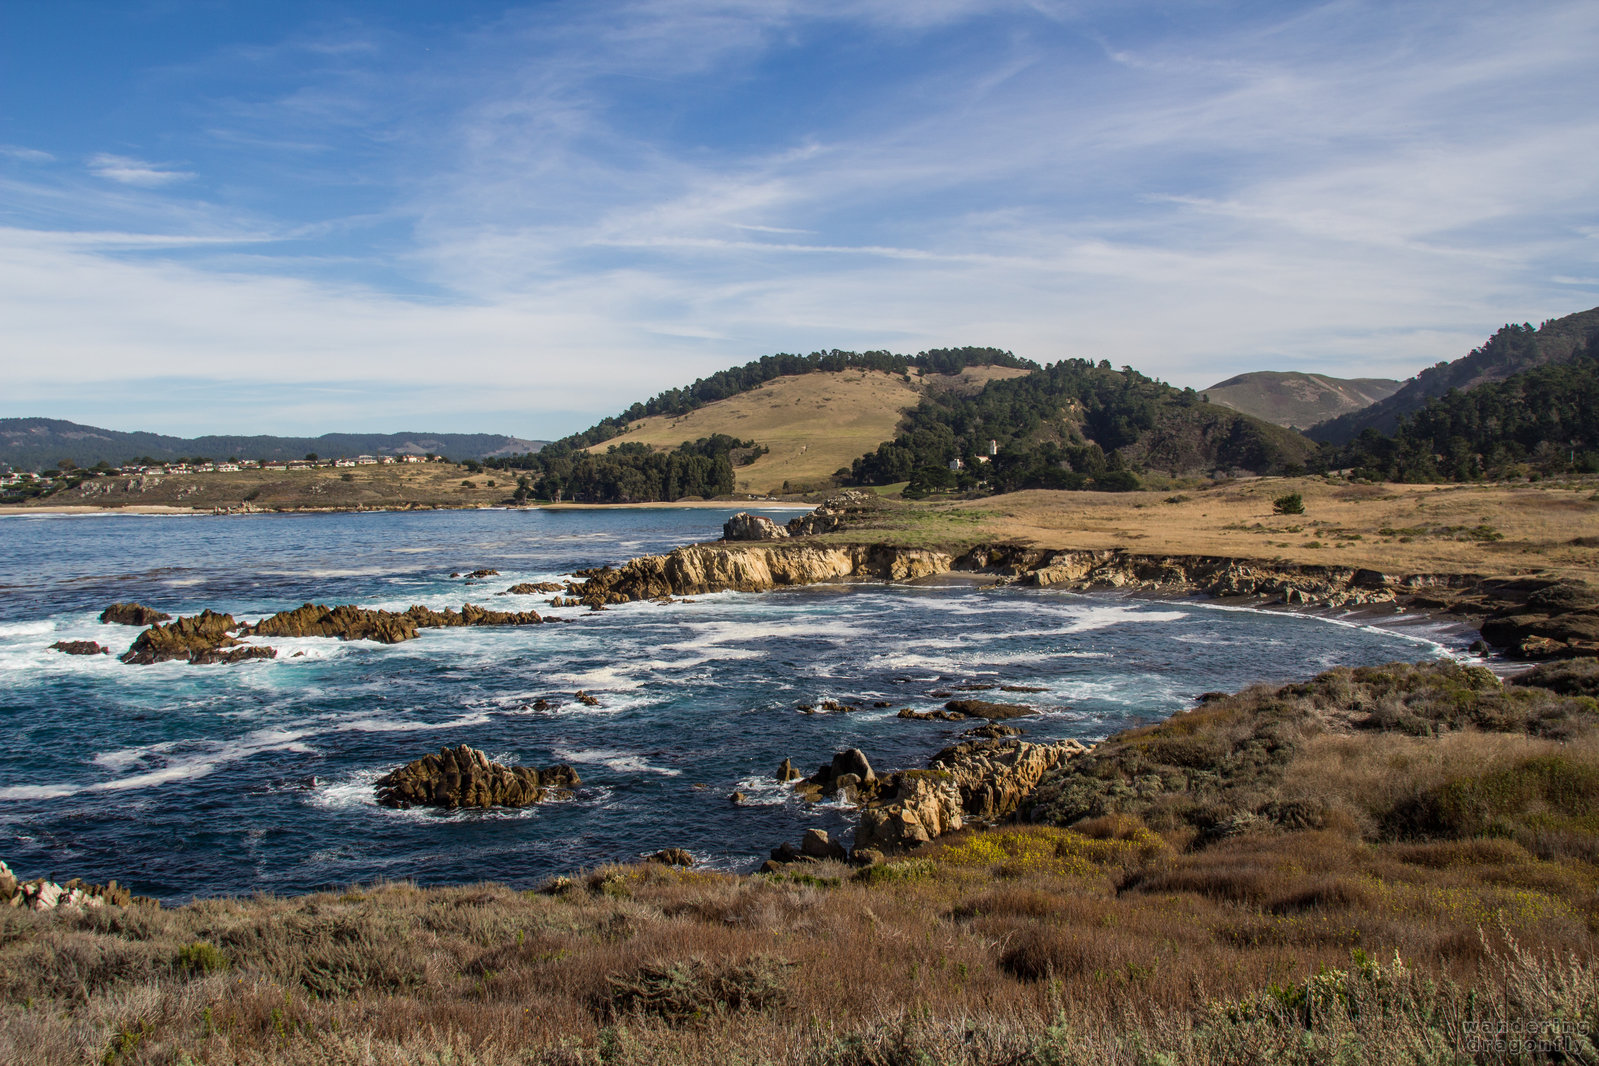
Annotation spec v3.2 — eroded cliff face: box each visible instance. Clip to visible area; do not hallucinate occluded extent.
[567,537,1593,658]
[571,540,1449,610]
[571,543,955,604]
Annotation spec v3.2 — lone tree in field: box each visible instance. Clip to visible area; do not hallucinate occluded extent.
[1273,492,1305,515]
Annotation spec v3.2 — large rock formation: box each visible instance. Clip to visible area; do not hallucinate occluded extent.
[119,610,249,665]
[855,772,966,855]
[928,737,1090,820]
[243,602,545,644]
[99,603,171,626]
[570,543,954,607]
[778,737,1091,856]
[784,490,882,536]
[374,744,579,810]
[722,513,790,541]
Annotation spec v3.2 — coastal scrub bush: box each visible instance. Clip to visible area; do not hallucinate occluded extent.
[1273,492,1305,515]
[175,940,227,975]
[603,955,790,1023]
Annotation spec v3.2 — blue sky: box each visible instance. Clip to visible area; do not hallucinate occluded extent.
[2,0,1596,437]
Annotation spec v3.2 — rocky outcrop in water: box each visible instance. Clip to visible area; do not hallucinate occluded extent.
[942,699,1035,720]
[51,640,109,656]
[243,602,545,644]
[120,610,250,665]
[100,603,171,626]
[374,744,579,810]
[506,582,564,595]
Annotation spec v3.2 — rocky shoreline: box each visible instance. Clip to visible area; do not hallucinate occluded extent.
[562,503,1598,661]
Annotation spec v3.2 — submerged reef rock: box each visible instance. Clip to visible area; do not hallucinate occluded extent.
[722,513,790,541]
[374,744,579,810]
[943,699,1036,720]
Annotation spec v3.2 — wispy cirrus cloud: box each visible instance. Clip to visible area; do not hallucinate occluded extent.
[2,0,1597,436]
[87,153,196,186]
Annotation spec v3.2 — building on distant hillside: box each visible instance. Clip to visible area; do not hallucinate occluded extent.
[354,455,379,465]
[399,454,425,463]
[377,455,397,464]
[333,458,356,467]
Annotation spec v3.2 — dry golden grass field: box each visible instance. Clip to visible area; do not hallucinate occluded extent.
[589,366,1031,495]
[855,477,1599,586]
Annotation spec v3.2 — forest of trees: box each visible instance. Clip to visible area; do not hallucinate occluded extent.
[1322,334,1599,481]
[847,358,1312,496]
[482,347,1033,501]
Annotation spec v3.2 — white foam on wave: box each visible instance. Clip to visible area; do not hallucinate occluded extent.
[545,665,647,692]
[552,747,681,776]
[1184,600,1456,656]
[0,726,320,801]
[0,620,58,638]
[334,711,493,734]
[665,617,865,651]
[729,776,795,807]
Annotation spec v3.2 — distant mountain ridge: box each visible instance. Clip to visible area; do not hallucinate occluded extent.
[0,418,545,472]
[1310,306,1599,443]
[1201,371,1401,429]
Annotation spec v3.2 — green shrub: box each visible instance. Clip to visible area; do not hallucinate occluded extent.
[1273,492,1305,515]
[175,940,228,975]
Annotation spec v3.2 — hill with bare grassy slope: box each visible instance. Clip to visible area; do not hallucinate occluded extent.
[592,365,1031,494]
[1202,371,1401,429]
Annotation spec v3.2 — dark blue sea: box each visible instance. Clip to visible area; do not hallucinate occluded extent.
[0,507,1459,901]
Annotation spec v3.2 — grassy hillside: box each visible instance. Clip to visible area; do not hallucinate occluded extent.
[1202,371,1400,429]
[5,659,1596,1064]
[1311,307,1599,443]
[594,366,1030,494]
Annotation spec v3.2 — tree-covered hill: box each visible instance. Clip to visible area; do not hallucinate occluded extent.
[1310,306,1599,443]
[1324,332,1599,481]
[847,359,1316,495]
[0,419,546,472]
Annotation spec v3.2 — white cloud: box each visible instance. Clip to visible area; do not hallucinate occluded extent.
[4,0,1598,433]
[87,154,196,186]
[1,144,53,163]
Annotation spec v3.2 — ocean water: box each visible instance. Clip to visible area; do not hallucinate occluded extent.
[0,507,1459,901]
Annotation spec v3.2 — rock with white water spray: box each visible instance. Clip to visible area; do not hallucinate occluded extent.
[51,640,109,656]
[374,744,579,810]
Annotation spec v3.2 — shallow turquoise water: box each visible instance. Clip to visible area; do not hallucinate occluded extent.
[0,508,1457,900]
